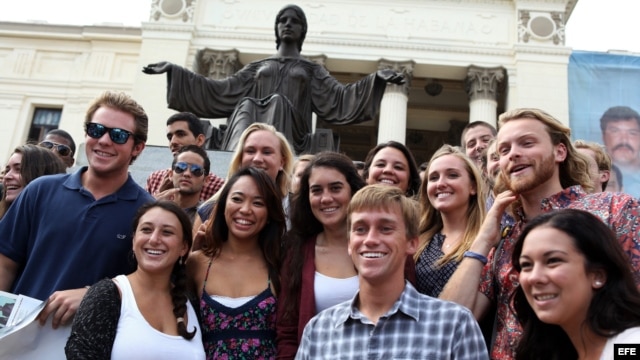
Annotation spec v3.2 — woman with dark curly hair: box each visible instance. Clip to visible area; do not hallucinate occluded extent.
[66,201,203,359]
[187,167,286,359]
[512,209,640,360]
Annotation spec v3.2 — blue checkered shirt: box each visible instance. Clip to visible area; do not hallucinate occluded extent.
[295,282,488,360]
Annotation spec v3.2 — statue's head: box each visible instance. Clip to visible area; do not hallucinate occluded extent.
[274,4,307,52]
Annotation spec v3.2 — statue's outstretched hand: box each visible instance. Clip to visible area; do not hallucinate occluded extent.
[377,69,405,85]
[142,61,171,74]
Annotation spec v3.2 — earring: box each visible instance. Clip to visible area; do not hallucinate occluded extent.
[594,280,603,287]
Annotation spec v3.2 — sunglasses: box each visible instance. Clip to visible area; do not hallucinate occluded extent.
[173,162,205,177]
[85,123,135,144]
[39,141,73,157]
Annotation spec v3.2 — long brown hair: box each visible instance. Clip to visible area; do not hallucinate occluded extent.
[0,144,67,218]
[281,152,365,321]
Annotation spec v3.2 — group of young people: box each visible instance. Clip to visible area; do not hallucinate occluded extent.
[0,87,639,360]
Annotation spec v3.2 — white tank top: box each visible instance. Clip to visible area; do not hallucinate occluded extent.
[110,275,206,360]
[314,272,359,313]
[210,294,253,308]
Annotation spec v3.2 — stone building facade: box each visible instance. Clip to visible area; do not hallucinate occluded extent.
[0,0,577,165]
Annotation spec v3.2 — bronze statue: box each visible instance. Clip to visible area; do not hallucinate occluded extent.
[143,4,404,154]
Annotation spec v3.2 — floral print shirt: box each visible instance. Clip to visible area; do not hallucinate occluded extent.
[200,259,277,359]
[479,186,640,359]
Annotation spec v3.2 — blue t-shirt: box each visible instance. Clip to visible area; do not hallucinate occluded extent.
[0,167,154,300]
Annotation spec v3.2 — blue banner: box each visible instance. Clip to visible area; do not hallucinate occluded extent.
[569,50,640,198]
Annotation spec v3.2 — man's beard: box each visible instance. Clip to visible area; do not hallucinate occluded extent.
[501,150,556,194]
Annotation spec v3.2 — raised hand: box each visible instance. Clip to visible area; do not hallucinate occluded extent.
[142,61,172,75]
[479,190,518,248]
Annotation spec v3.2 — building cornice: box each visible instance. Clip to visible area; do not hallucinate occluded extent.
[192,30,518,58]
[0,21,141,42]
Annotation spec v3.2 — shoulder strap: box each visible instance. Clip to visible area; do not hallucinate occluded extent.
[202,256,214,291]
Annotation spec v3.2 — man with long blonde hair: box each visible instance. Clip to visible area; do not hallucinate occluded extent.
[440,108,640,359]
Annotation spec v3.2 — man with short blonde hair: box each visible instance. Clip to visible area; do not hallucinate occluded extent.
[297,185,487,360]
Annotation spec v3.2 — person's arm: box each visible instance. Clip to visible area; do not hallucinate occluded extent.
[276,254,299,360]
[65,279,121,360]
[0,253,18,291]
[439,191,516,318]
[38,288,89,328]
[191,218,208,252]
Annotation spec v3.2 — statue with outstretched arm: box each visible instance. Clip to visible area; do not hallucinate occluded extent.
[143,4,403,154]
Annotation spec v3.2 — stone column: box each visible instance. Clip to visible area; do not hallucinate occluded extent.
[465,66,505,127]
[377,60,414,144]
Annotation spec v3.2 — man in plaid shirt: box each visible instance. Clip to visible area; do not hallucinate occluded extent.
[296,185,488,360]
[145,112,224,199]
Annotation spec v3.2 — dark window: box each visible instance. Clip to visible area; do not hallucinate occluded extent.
[27,108,62,143]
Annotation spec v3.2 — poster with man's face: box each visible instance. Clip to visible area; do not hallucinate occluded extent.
[569,51,640,198]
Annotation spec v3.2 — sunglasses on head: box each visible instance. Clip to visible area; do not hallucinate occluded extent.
[173,162,205,177]
[39,141,73,157]
[85,122,135,144]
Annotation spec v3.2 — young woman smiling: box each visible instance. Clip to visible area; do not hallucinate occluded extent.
[414,145,486,297]
[512,209,640,360]
[277,152,365,359]
[66,201,204,359]
[187,167,286,359]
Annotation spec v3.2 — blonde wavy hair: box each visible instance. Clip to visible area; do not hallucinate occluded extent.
[414,145,486,265]
[201,123,294,208]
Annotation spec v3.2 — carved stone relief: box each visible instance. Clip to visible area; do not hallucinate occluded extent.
[518,10,566,45]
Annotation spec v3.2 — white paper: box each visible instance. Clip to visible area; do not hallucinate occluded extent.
[0,292,70,360]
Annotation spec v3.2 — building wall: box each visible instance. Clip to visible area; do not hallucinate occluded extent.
[0,0,577,165]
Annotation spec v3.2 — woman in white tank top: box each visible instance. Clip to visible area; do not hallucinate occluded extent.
[277,152,365,359]
[66,201,205,359]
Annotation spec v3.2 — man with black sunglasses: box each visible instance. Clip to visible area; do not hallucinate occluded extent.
[155,145,210,223]
[40,128,76,168]
[145,112,224,201]
[0,91,154,329]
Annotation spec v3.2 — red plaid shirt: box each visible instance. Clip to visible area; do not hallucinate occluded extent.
[145,168,225,201]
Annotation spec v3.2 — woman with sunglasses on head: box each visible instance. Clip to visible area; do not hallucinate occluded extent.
[187,167,285,359]
[66,201,205,360]
[511,209,640,360]
[414,145,486,297]
[362,141,421,198]
[192,123,293,248]
[0,144,67,219]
